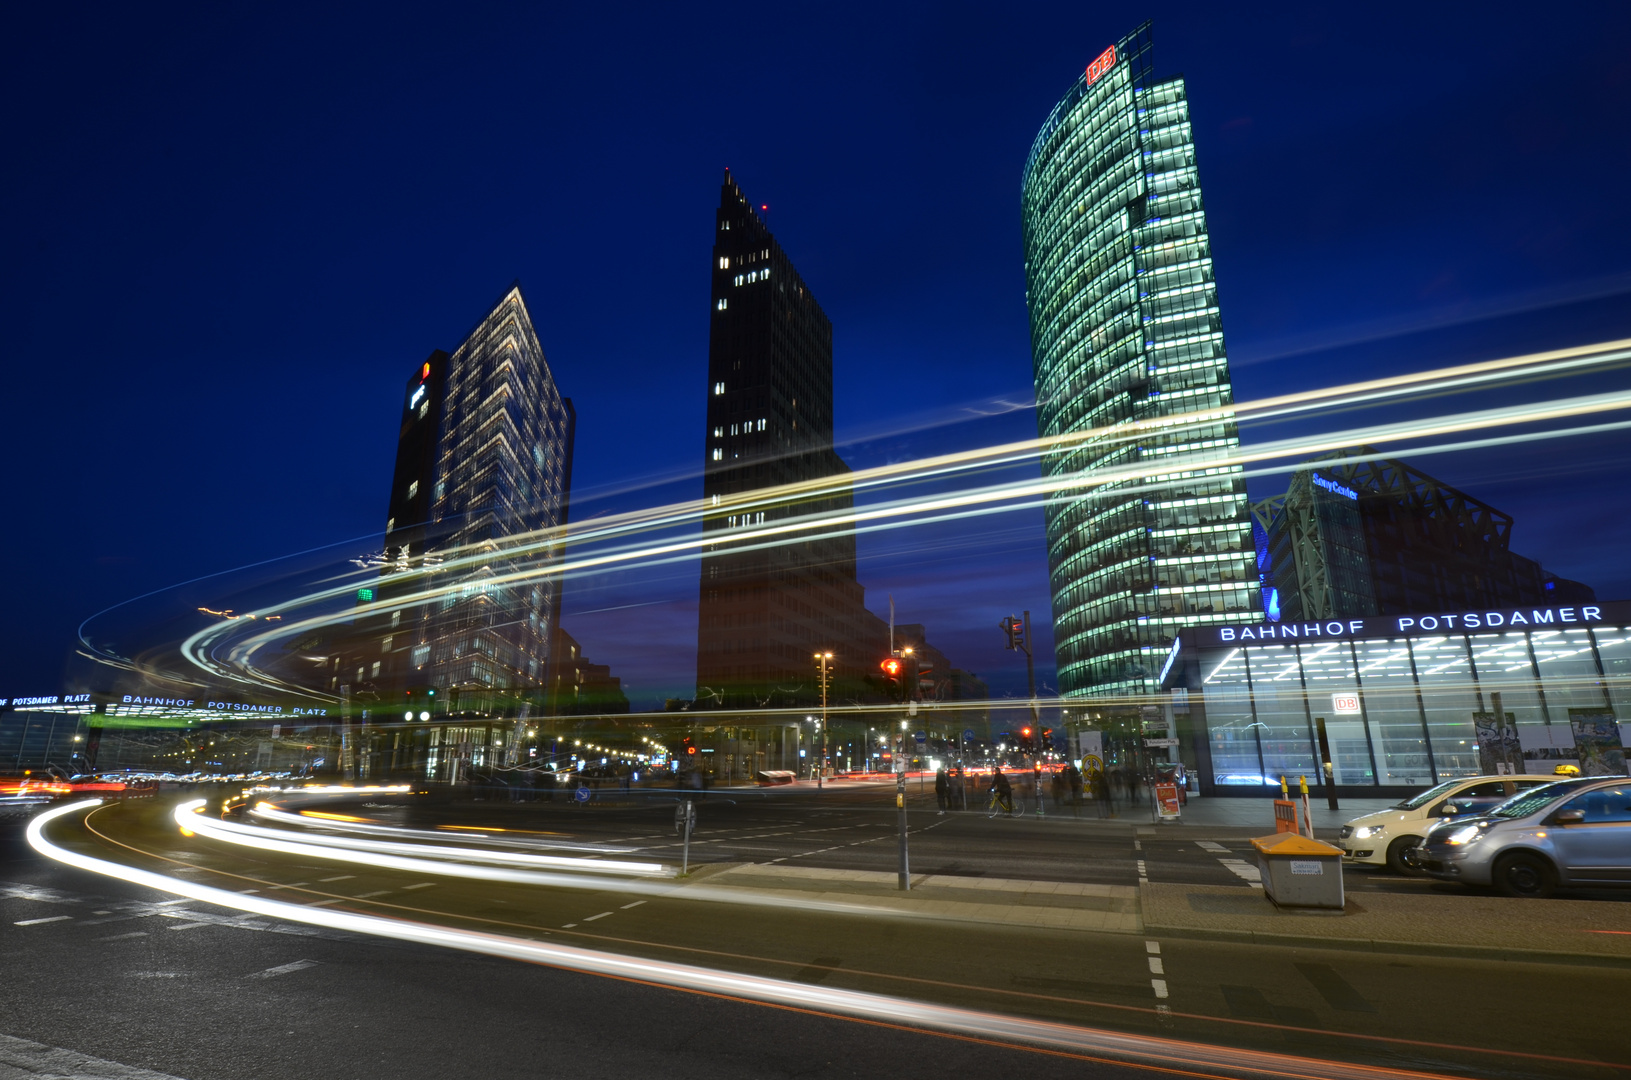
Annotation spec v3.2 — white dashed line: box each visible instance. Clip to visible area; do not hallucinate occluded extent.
[307,898,342,907]
[1151,979,1169,999]
[97,932,147,942]
[246,959,320,979]
[1148,957,1164,975]
[583,912,613,922]
[1196,840,1228,852]
[620,900,646,909]
[354,890,392,898]
[561,923,577,928]
[1145,941,1161,954]
[14,916,72,926]
[318,875,355,882]
[401,883,436,891]
[166,922,214,931]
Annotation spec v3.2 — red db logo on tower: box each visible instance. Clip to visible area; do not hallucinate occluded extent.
[1085,44,1117,86]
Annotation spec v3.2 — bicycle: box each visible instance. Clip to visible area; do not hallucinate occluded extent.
[986,789,1015,818]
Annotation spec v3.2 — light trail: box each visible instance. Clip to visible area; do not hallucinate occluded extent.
[50,334,1618,694]
[215,803,667,875]
[30,801,1467,1080]
[188,383,1631,691]
[250,803,633,853]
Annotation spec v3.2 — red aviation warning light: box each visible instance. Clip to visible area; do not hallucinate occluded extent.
[1085,44,1116,86]
[420,362,431,382]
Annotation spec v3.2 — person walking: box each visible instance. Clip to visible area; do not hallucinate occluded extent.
[950,766,966,811]
[934,765,950,815]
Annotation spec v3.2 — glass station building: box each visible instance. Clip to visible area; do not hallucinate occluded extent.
[1160,601,1631,795]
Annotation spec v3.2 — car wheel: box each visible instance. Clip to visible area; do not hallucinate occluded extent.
[1386,836,1425,876]
[1492,852,1556,899]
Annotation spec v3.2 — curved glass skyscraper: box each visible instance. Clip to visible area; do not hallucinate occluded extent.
[1022,23,1259,698]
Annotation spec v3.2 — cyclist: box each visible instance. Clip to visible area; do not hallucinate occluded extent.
[987,767,1014,817]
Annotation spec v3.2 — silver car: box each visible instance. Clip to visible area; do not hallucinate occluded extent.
[1421,777,1631,898]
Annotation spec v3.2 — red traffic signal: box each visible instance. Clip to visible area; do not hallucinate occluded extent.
[1021,727,1032,738]
[881,658,903,678]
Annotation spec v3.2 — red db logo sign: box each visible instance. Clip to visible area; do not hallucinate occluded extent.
[1085,44,1117,86]
[1332,693,1361,715]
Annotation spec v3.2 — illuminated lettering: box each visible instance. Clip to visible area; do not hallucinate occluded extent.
[1584,606,1602,621]
[1531,610,1554,624]
[1465,614,1481,627]
[1220,628,1236,642]
[1560,608,1576,623]
[1487,612,1505,627]
[1085,44,1117,86]
[1311,474,1359,500]
[1510,611,1528,625]
[1282,624,1298,638]
[1349,621,1364,633]
[1398,618,1415,632]
[1303,623,1321,636]
[1421,616,1439,630]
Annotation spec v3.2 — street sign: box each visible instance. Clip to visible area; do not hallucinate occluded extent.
[962,729,976,741]
[574,785,591,803]
[914,731,925,744]
[1144,738,1179,748]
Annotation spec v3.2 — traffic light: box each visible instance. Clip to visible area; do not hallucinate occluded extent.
[680,736,697,758]
[1041,727,1053,754]
[1019,726,1033,753]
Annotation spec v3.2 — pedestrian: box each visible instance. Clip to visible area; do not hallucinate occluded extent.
[1068,762,1083,807]
[934,765,949,815]
[1050,768,1066,808]
[950,766,966,811]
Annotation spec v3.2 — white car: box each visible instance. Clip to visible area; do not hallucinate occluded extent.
[1339,775,1554,873]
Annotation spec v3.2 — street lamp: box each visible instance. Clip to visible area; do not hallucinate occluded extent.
[813,651,833,787]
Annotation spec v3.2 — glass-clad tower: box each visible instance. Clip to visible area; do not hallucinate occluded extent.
[1021,22,1258,698]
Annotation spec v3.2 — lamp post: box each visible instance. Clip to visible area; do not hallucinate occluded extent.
[813,651,833,789]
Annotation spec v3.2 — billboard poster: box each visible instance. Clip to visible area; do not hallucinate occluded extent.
[1154,782,1181,821]
[1472,712,1522,775]
[1569,709,1627,777]
[1517,720,1578,775]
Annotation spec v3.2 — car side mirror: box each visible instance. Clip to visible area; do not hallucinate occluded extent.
[1554,808,1586,825]
[1438,803,1459,817]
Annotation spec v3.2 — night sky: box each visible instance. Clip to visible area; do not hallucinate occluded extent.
[5,3,1630,708]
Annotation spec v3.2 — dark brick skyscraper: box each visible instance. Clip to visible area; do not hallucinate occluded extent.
[695,172,883,709]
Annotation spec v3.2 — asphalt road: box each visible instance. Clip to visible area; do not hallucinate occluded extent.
[3,791,1628,1080]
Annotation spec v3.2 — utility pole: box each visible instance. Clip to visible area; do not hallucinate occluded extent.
[896,752,910,890]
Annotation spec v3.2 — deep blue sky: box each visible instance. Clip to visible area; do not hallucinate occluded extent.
[4,2,1630,707]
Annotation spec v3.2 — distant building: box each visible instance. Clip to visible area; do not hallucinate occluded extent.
[892,621,990,734]
[548,627,630,716]
[695,172,884,709]
[1021,23,1259,699]
[371,283,576,710]
[1253,450,1594,623]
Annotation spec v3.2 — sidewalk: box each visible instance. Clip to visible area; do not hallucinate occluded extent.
[688,862,1141,934]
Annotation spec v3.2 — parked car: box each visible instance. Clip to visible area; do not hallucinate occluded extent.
[1421,777,1631,897]
[1339,775,1555,873]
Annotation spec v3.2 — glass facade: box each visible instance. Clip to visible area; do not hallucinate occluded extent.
[1021,23,1258,697]
[1181,617,1631,791]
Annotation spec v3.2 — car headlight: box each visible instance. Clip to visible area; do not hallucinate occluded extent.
[1352,826,1384,840]
[1445,825,1482,845]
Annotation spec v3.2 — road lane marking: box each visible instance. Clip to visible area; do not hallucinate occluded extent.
[619,900,646,909]
[1145,941,1160,954]
[1150,978,1169,999]
[97,932,148,941]
[154,899,193,906]
[1196,841,1228,852]
[14,916,72,926]
[307,899,342,907]
[92,910,113,915]
[167,922,215,931]
[561,923,577,928]
[583,912,613,922]
[1218,858,1262,885]
[246,959,320,979]
[1147,957,1164,975]
[318,875,355,882]
[355,890,392,898]
[402,883,436,890]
